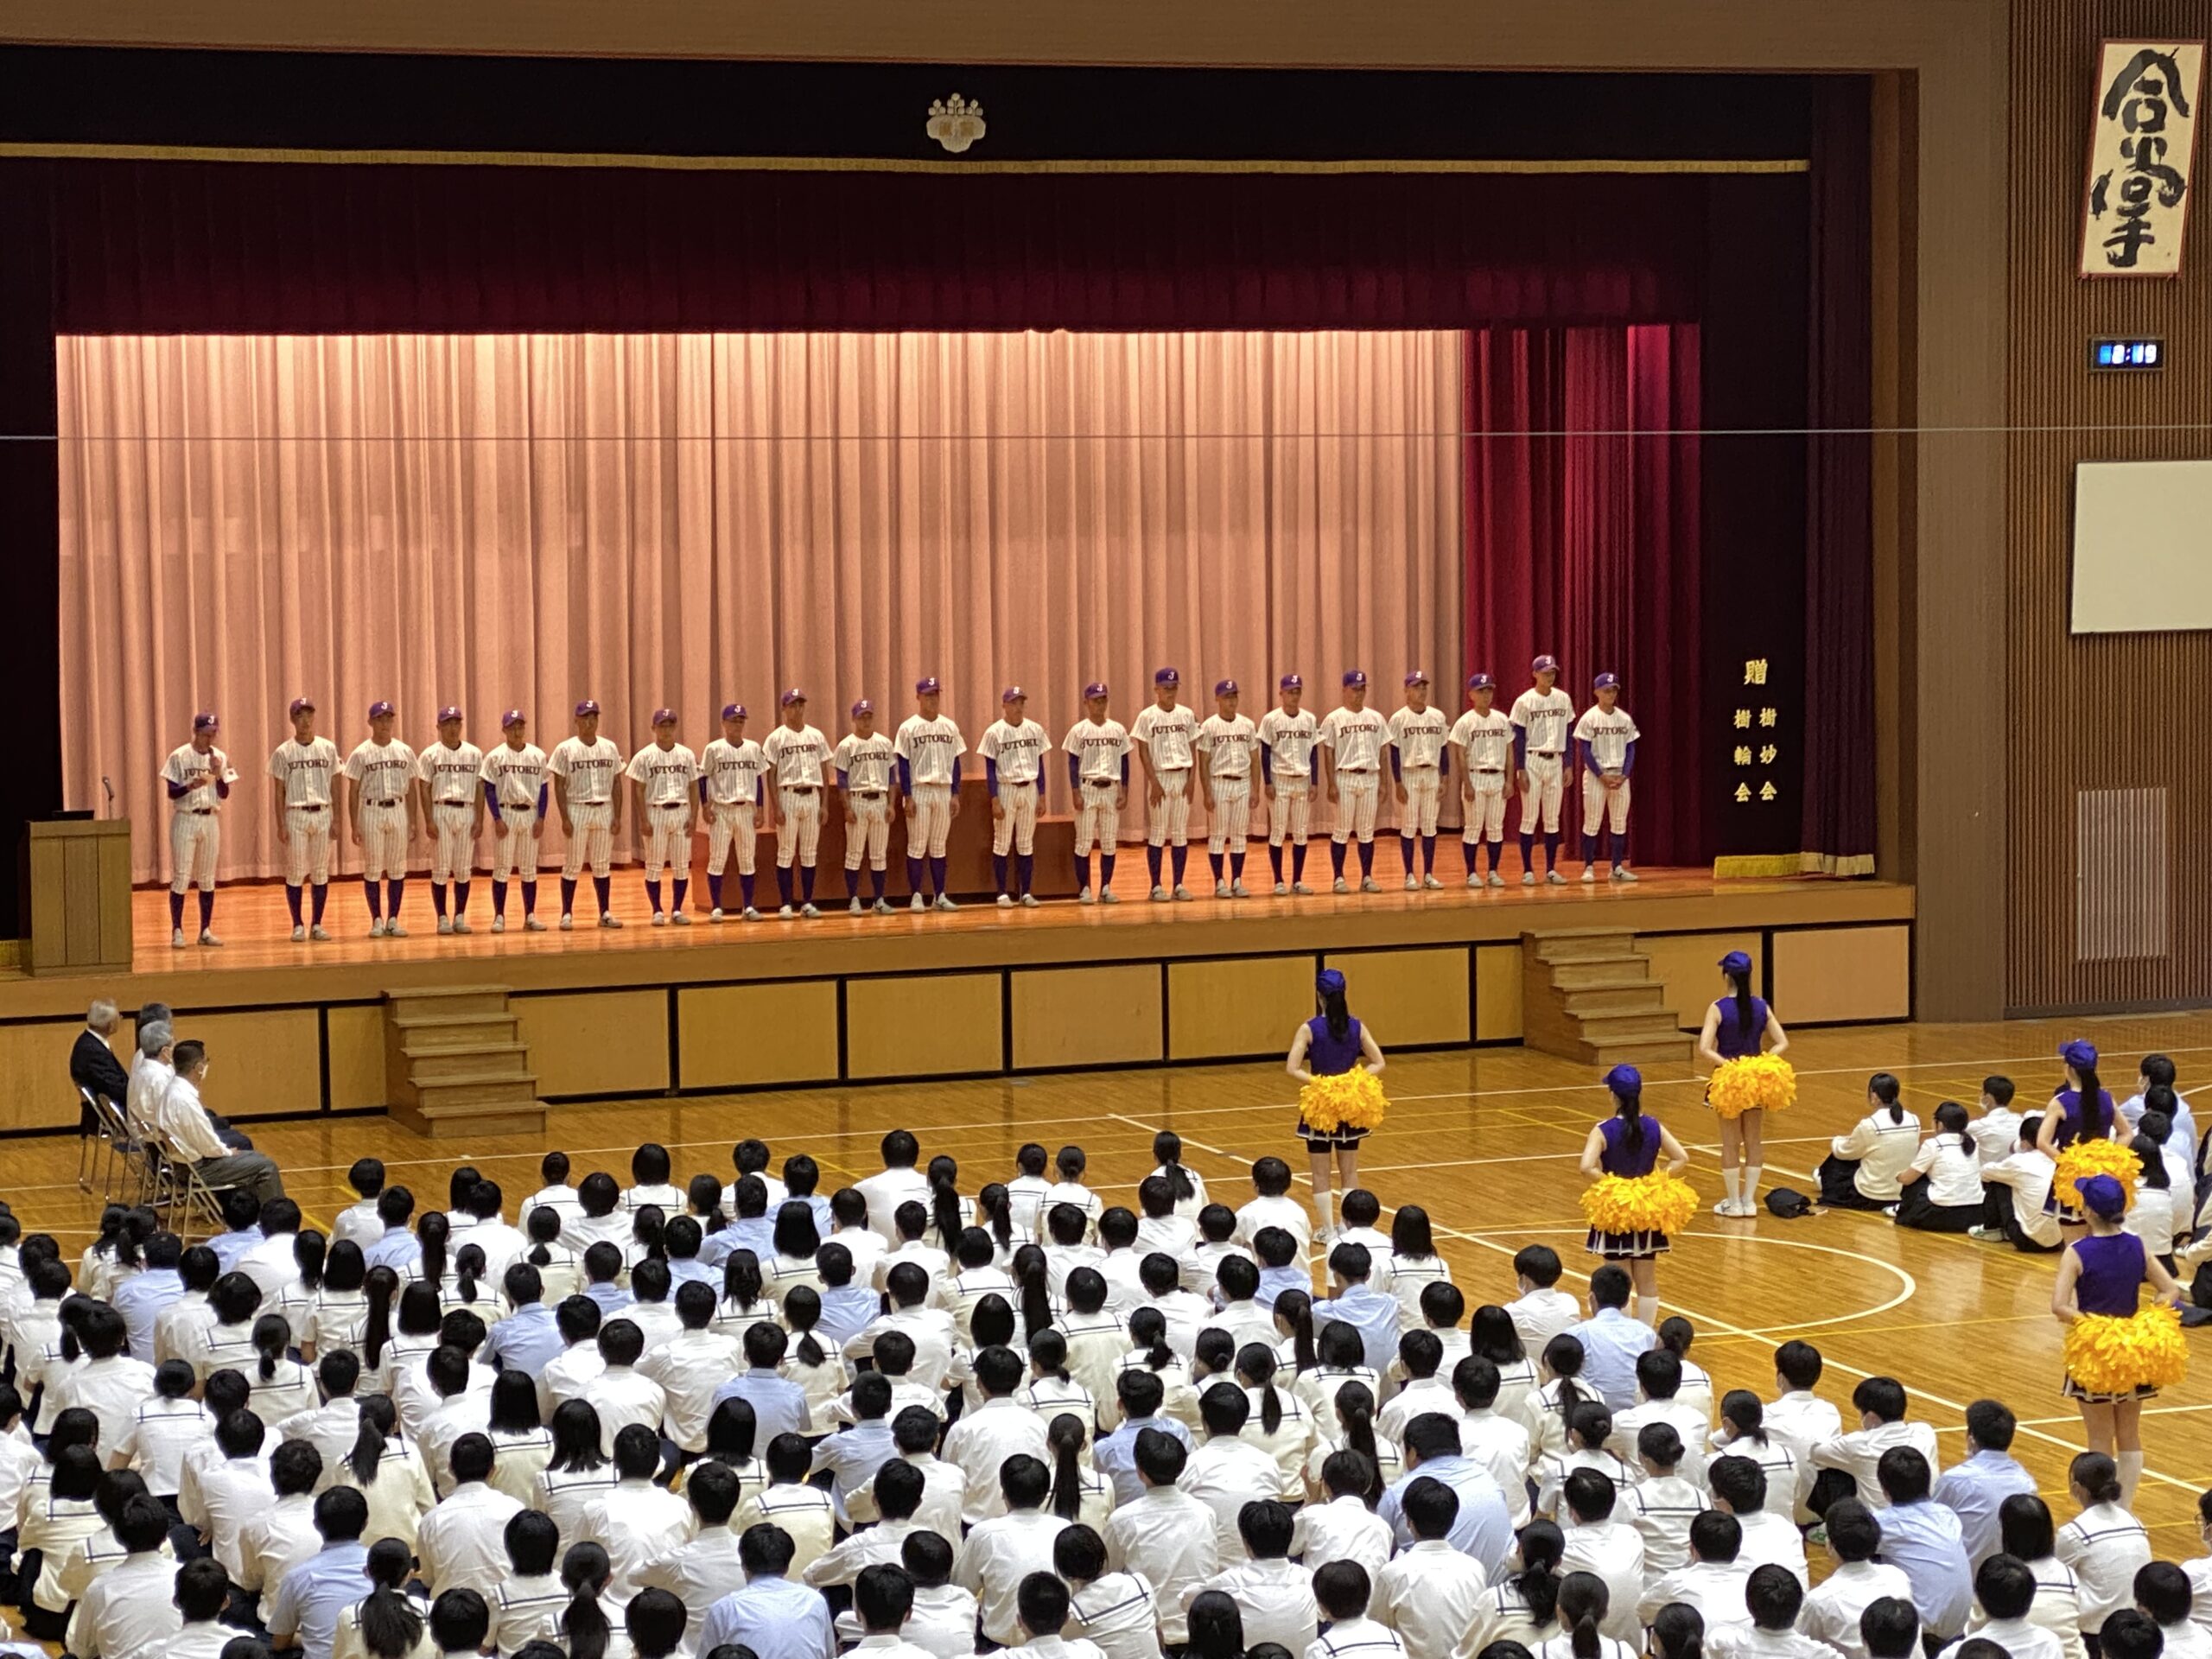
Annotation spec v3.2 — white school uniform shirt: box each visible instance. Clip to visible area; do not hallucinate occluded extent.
[1798,1560,1916,1659]
[1388,704,1452,770]
[2132,1178,2178,1258]
[640,1326,745,1452]
[1065,719,1133,782]
[1451,707,1515,771]
[1258,707,1321,779]
[581,1363,668,1453]
[1458,1408,1534,1523]
[1130,702,1197,772]
[1196,1556,1319,1654]
[702,736,769,805]
[238,1491,322,1599]
[835,731,899,791]
[2056,1501,2153,1632]
[1981,1148,2063,1249]
[1906,1132,1986,1206]
[1103,1486,1220,1644]
[626,741,702,804]
[1735,1507,1810,1584]
[1236,1193,1314,1254]
[582,1476,696,1601]
[856,1166,934,1243]
[1573,705,1639,772]
[1196,713,1257,778]
[956,1505,1071,1643]
[343,738,417,804]
[1969,1105,2024,1166]
[1508,686,1576,756]
[1942,1623,2065,1659]
[418,740,486,804]
[1711,1433,1800,1518]
[1069,1569,1165,1659]
[268,735,340,806]
[548,734,623,803]
[115,1395,213,1495]
[1506,1287,1581,1354]
[896,713,967,785]
[1561,1517,1646,1643]
[1639,1558,1755,1634]
[634,1523,748,1659]
[944,1397,1052,1524]
[1829,1109,1924,1201]
[1809,1416,1938,1507]
[64,1546,181,1659]
[980,718,1052,785]
[47,1354,156,1453]
[1290,1490,1392,1578]
[416,1479,525,1597]
[1181,1433,1295,1560]
[1318,704,1390,772]
[1710,1629,1841,1659]
[1626,1471,1707,1576]
[1306,1614,1409,1659]
[1375,1537,1490,1659]
[480,741,549,820]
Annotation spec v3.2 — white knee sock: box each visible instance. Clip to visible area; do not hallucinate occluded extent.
[1312,1188,1335,1235]
[1634,1294,1660,1325]
[2119,1449,2145,1506]
[1745,1165,1764,1208]
[1721,1169,1741,1209]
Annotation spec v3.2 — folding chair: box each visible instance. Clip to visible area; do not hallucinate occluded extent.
[75,1085,101,1193]
[90,1092,157,1206]
[165,1153,239,1243]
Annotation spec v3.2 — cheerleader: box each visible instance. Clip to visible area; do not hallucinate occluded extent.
[1697,951,1790,1216]
[1286,968,1388,1244]
[1577,1064,1692,1325]
[2037,1040,2125,1243]
[2052,1173,2186,1502]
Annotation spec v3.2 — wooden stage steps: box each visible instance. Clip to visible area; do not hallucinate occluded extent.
[1519,928,1692,1068]
[384,983,546,1137]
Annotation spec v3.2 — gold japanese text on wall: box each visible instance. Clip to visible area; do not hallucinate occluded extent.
[1731,657,1782,806]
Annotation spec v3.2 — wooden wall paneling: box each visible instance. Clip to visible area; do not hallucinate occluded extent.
[0,1019,88,1131]
[184,1007,324,1117]
[1474,944,1524,1041]
[1640,931,1762,1030]
[514,988,671,1097]
[1166,957,1314,1060]
[677,982,842,1088]
[1321,948,1470,1047]
[325,1004,389,1111]
[846,974,1001,1078]
[1772,924,1912,1022]
[1010,966,1165,1070]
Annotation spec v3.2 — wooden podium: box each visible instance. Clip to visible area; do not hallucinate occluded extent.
[24,818,133,975]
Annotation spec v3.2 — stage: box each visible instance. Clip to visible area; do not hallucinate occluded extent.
[0,855,1915,1136]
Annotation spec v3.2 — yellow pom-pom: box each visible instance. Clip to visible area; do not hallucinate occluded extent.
[2053,1138,2144,1209]
[1707,1055,1796,1121]
[2063,1305,2189,1394]
[1581,1173,1701,1236]
[1298,1069,1389,1135]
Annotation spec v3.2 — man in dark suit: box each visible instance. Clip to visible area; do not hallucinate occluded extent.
[70,997,130,1140]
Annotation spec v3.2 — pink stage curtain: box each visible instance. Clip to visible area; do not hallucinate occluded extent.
[60,330,1464,880]
[1462,326,1703,867]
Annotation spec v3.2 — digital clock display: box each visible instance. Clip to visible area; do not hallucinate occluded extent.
[2092,337,2164,370]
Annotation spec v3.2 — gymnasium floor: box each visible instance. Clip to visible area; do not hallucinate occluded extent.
[20,1009,2212,1560]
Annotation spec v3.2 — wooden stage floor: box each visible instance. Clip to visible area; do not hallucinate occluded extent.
[18,1008,2212,1555]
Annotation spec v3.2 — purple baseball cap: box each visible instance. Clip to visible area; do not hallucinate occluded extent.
[1467,672,1494,691]
[1215,678,1239,697]
[780,688,807,707]
[575,699,601,718]
[1280,673,1303,690]
[1605,1063,1643,1096]
[1592,672,1619,691]
[1342,669,1368,688]
[437,705,464,724]
[915,676,941,696]
[2062,1039,2099,1071]
[1404,669,1429,687]
[501,709,526,729]
[1532,654,1560,675]
[1083,682,1109,700]
[1154,667,1179,686]
[2074,1173,2128,1219]
[1719,950,1753,976]
[1315,968,1345,997]
[651,708,677,727]
[367,700,397,721]
[288,696,315,718]
[193,712,219,733]
[721,702,747,722]
[851,698,874,719]
[1001,686,1027,703]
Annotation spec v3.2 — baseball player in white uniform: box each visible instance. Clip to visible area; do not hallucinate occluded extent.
[1131,667,1198,901]
[480,709,549,932]
[627,709,701,925]
[1196,679,1258,899]
[762,689,830,918]
[342,702,418,938]
[1389,670,1452,892]
[1450,673,1515,888]
[1061,682,1129,904]
[549,698,625,929]
[1256,673,1319,896]
[1319,670,1392,893]
[701,702,766,922]
[267,696,340,942]
[835,699,898,915]
[418,706,485,935]
[162,712,232,949]
[1573,672,1642,883]
[1510,654,1577,886]
[978,686,1048,909]
[895,677,967,912]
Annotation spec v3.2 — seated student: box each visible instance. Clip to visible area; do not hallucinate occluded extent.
[1711,1392,1804,1522]
[1818,1074,1923,1211]
[1859,1597,1923,1659]
[1336,1190,1395,1264]
[954,1452,1069,1648]
[857,1129,934,1244]
[2131,1561,2206,1659]
[1313,1243,1402,1373]
[1971,1113,2063,1252]
[1621,1422,1700,1578]
[878,1200,953,1294]
[1054,1521,1162,1659]
[1874,1447,1972,1643]
[1184,1205,1255,1302]
[1798,1499,1913,1659]
[1535,1404,1635,1520]
[1934,1399,2039,1573]
[1638,1510,1754,1634]
[525,1152,582,1230]
[1951,1554,2069,1659]
[1309,1560,1408,1659]
[1894,1103,1988,1230]
[563,1173,628,1255]
[1136,1174,1198,1262]
[1560,1267,1655,1414]
[1969,1077,2023,1168]
[2058,1452,2152,1646]
[727,1138,790,1214]
[1552,1467,1643,1645]
[1252,1229,1310,1313]
[577,1423,690,1602]
[1372,1477,1489,1659]
[1809,1376,1938,1512]
[1705,1563,1828,1659]
[1534,1570,1635,1659]
[1044,1146,1104,1235]
[1236,1159,1313,1256]
[2120,1054,2195,1154]
[264,1487,375,1659]
[1707,1455,1809,1586]
[1605,1349,1708,1489]
[623,1143,686,1215]
[1187,1497,1317,1654]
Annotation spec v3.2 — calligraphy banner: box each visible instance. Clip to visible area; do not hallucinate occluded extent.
[2081,40,2205,277]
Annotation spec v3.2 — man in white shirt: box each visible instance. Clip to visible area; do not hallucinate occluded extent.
[415,1433,524,1597]
[579,1319,668,1455]
[1013,1573,1111,1659]
[1559,1466,1647,1644]
[857,1130,935,1244]
[1809,1376,1937,1510]
[237,1440,325,1618]
[1181,1387,1297,1562]
[847,1561,953,1659]
[1374,1478,1491,1659]
[637,1459,752,1659]
[1707,1456,1809,1586]
[1103,1428,1219,1647]
[805,1460,926,1590]
[641,1282,744,1458]
[46,1303,155,1452]
[582,1423,695,1601]
[1504,1247,1581,1354]
[1292,1449,1394,1580]
[184,1408,276,1582]
[158,1040,286,1202]
[956,1454,1071,1646]
[63,1493,182,1659]
[1764,1340,1844,1522]
[1191,1498,1319,1654]
[536,1297,608,1420]
[1796,1500,1914,1659]
[1607,1349,1711,1488]
[1640,1511,1757,1633]
[1974,1112,2065,1253]
[125,1023,175,1141]
[944,1348,1052,1525]
[850,1267,958,1394]
[1452,1357,1535,1529]
[1306,1559,1408,1659]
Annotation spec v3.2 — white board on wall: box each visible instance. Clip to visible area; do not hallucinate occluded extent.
[2071,459,2212,633]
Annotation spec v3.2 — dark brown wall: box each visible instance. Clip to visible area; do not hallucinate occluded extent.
[2005,3,2212,1014]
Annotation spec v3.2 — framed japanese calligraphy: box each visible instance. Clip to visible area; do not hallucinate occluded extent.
[2080,40,2204,278]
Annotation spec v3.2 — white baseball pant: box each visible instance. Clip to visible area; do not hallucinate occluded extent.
[776,786,822,868]
[357,802,410,881]
[1401,769,1442,836]
[1519,753,1566,834]
[563,801,613,878]
[1207,777,1252,852]
[707,801,757,876]
[1463,773,1508,842]
[491,816,541,880]
[909,782,954,857]
[283,806,334,885]
[1074,781,1121,855]
[991,782,1039,856]
[168,811,219,893]
[429,802,475,882]
[1268,781,1312,847]
[1332,772,1380,844]
[847,795,892,870]
[642,803,692,880]
[1583,772,1632,835]
[1147,769,1192,847]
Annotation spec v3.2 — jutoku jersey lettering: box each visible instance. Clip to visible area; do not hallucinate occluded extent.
[343,740,417,880]
[895,715,967,857]
[1196,713,1257,851]
[701,738,766,877]
[979,718,1049,856]
[418,741,485,882]
[550,735,624,878]
[1256,708,1319,847]
[1509,686,1576,834]
[1450,709,1514,843]
[1573,705,1641,836]
[627,743,701,878]
[1319,707,1391,844]
[1389,705,1452,836]
[162,743,227,893]
[267,737,340,885]
[835,731,899,871]
[480,742,549,880]
[763,724,831,867]
[1131,703,1198,848]
[1063,719,1130,855]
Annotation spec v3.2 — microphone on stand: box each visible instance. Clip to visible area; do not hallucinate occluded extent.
[100,776,114,818]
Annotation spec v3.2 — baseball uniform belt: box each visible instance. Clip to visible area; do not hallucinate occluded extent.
[785,785,817,792]
[1084,779,1117,788]
[1338,768,1376,774]
[1533,751,1563,757]
[858,790,884,798]
[1475,768,1504,774]
[1404,765,1440,772]
[295,804,327,810]
[368,799,404,806]
[186,808,214,816]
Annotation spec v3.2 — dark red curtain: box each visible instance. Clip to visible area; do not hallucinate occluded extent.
[1463,326,1704,867]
